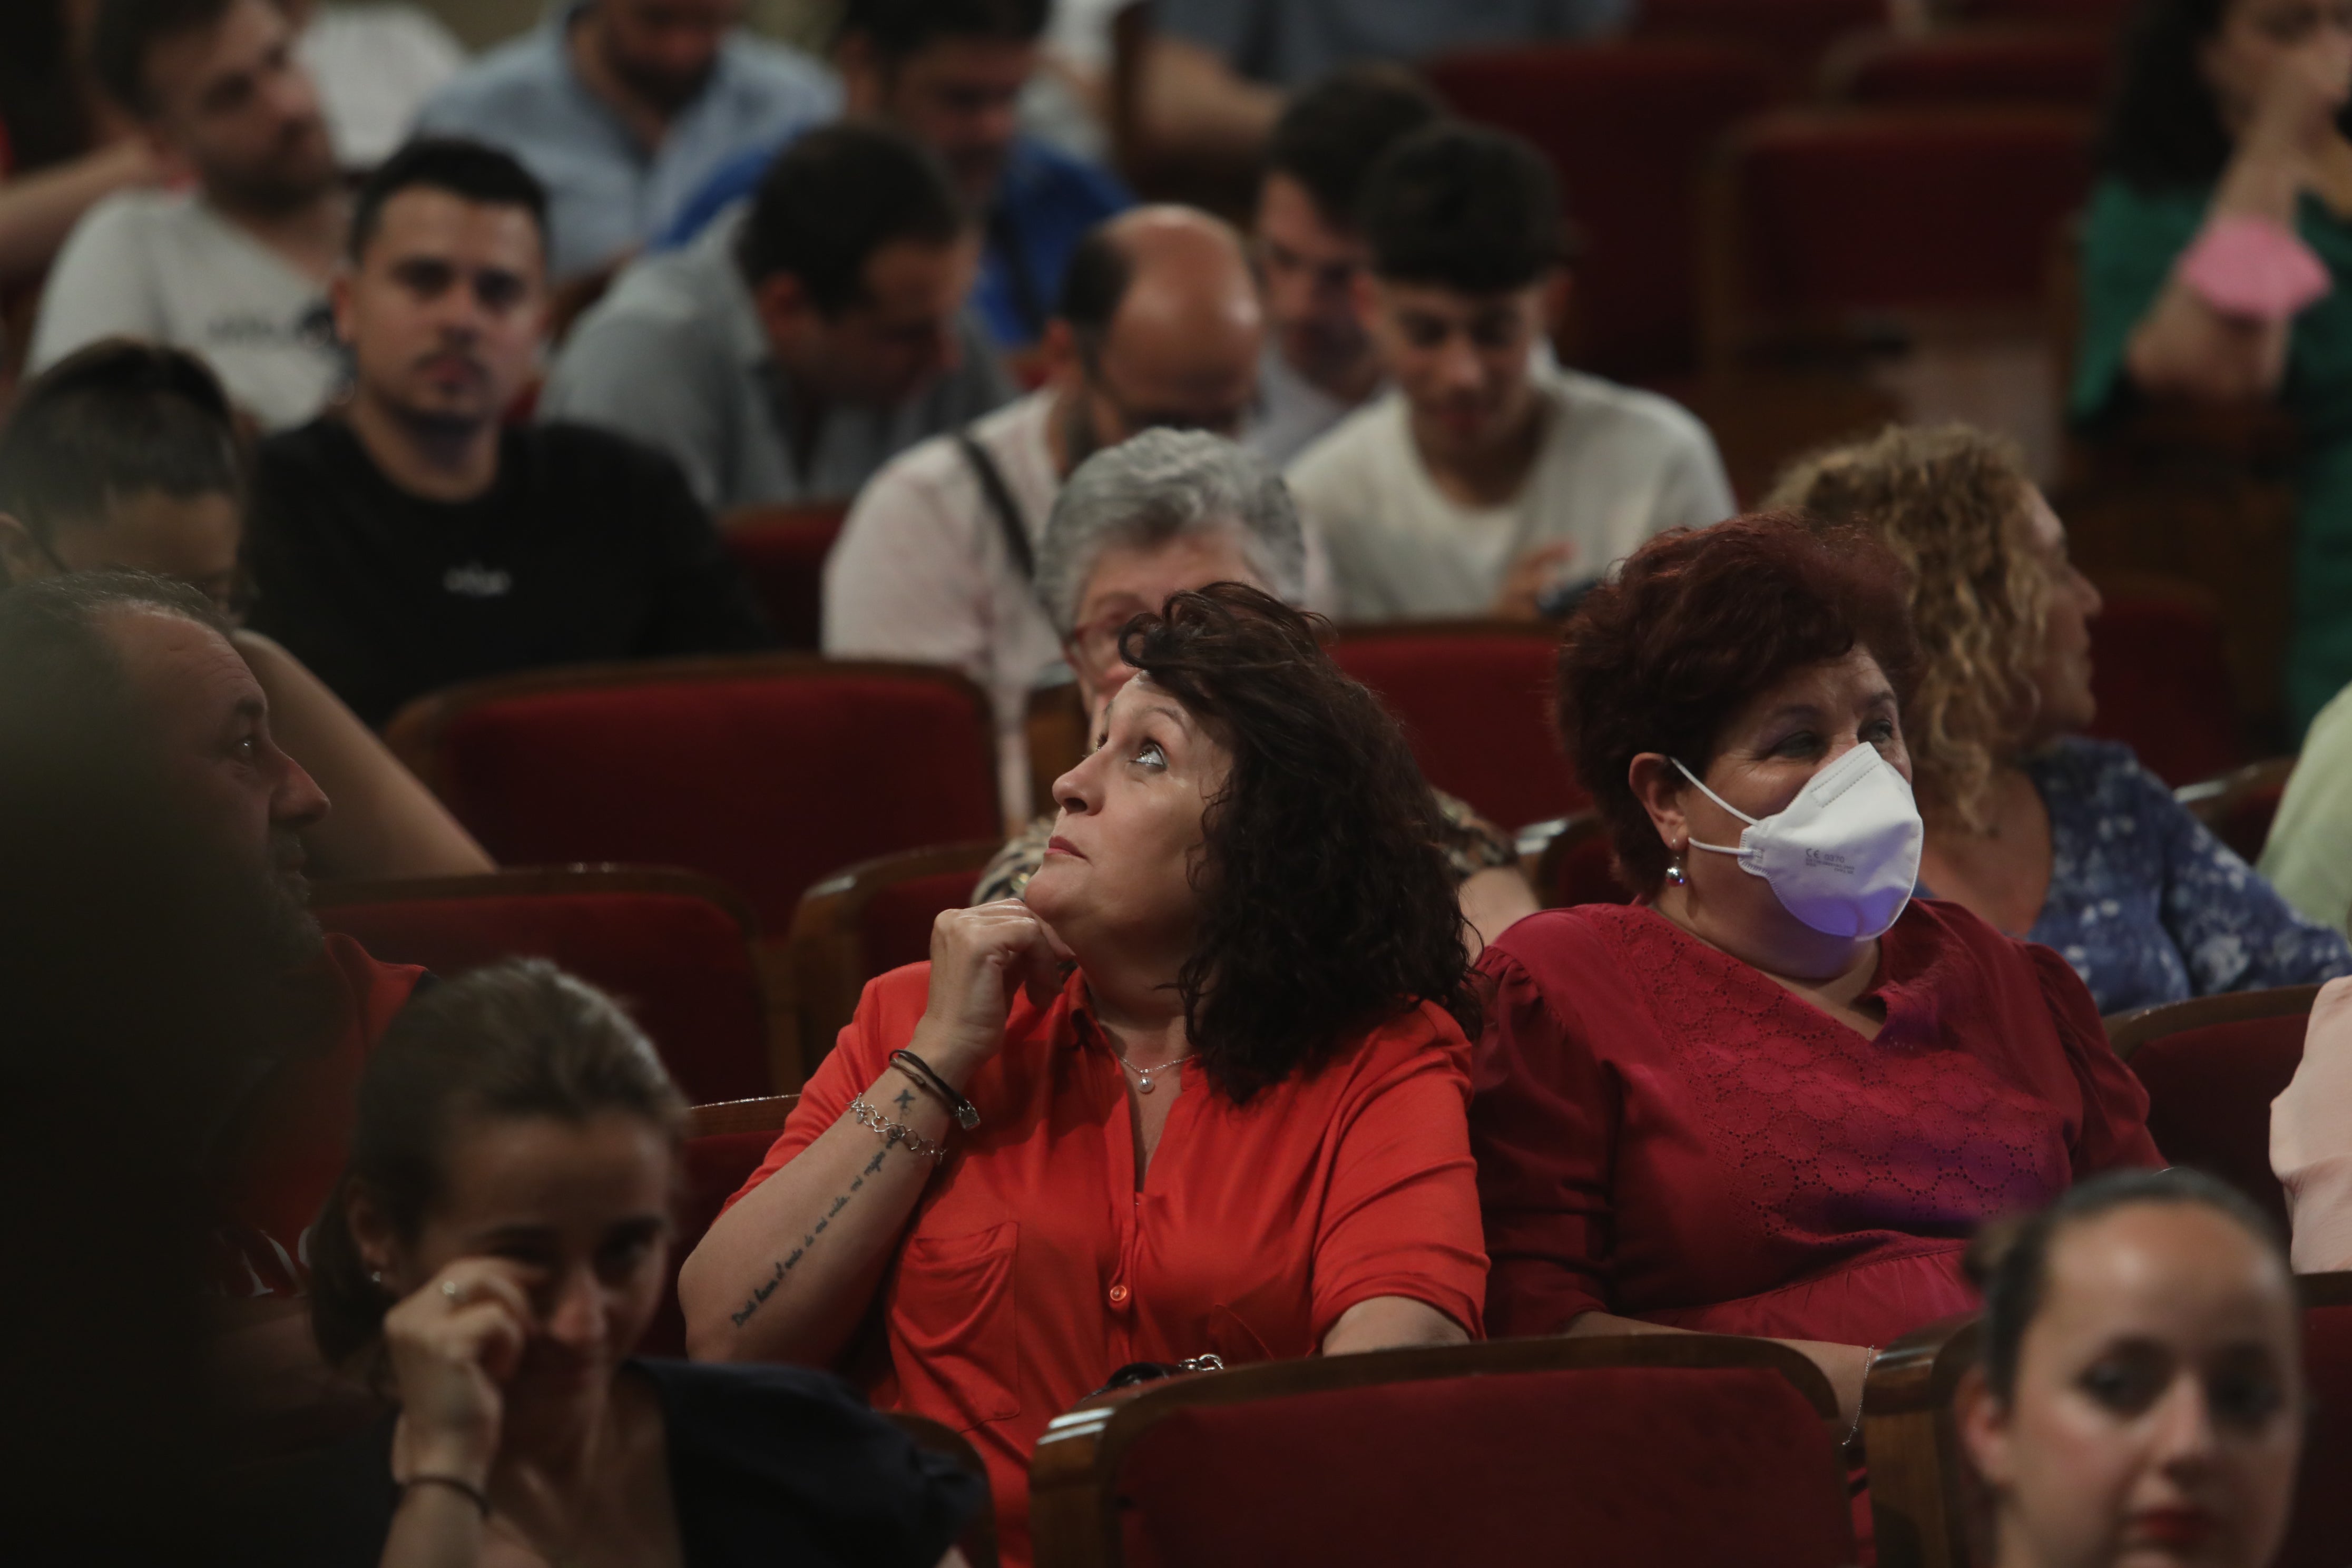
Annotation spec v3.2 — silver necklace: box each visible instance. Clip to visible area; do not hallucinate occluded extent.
[1116,1051,1194,1094]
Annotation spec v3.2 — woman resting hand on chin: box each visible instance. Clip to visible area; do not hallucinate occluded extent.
[682,585,1489,1566]
[278,961,982,1568]
[1470,515,2164,1454]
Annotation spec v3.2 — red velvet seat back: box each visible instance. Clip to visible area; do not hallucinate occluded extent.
[718,505,849,651]
[1550,828,1636,907]
[1115,1365,1854,1568]
[2281,1303,2352,1568]
[2208,778,2289,863]
[1836,29,2114,107]
[860,869,982,977]
[1331,630,1582,831]
[316,881,771,1102]
[1726,109,2092,318]
[639,1128,779,1357]
[2085,596,2246,787]
[2128,1017,2305,1233]
[420,665,1001,935]
[1423,42,1776,378]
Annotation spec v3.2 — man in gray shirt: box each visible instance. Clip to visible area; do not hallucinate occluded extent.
[415,0,840,284]
[540,122,1013,512]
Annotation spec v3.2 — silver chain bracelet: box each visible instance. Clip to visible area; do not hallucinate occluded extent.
[850,1095,948,1163]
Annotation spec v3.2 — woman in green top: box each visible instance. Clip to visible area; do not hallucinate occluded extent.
[2073,0,2352,733]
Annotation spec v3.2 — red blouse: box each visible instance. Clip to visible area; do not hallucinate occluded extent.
[726,965,1487,1566]
[1472,899,2162,1347]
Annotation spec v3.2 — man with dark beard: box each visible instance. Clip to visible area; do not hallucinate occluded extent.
[244,139,772,728]
[416,0,839,285]
[31,0,349,430]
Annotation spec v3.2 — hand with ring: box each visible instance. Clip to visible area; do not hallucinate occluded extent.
[384,1258,542,1493]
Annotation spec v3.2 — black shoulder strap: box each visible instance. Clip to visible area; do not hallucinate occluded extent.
[956,427,1034,582]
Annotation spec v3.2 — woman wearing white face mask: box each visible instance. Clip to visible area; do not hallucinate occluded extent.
[1470,515,2164,1455]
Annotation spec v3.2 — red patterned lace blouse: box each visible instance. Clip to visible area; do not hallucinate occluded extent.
[1472,898,2162,1347]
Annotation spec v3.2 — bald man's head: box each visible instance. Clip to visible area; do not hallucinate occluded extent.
[1053,205,1262,456]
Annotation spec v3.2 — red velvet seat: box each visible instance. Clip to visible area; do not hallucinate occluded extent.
[1826,27,2114,107]
[312,867,781,1102]
[638,1095,796,1359]
[1030,1336,1854,1568]
[2108,987,2322,1235]
[1707,107,2094,359]
[718,502,849,651]
[2288,1290,2352,1568]
[2084,594,2247,787]
[1330,622,1582,831]
[786,841,1002,1079]
[1422,42,1777,378]
[385,655,1002,943]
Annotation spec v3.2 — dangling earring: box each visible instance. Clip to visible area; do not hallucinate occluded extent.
[369,1270,385,1286]
[1665,847,1689,887]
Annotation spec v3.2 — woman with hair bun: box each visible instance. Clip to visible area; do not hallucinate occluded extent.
[1472,514,2163,1452]
[281,959,982,1568]
[1959,1169,2305,1568]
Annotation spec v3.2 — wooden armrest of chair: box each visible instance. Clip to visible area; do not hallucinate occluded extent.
[1865,1313,1984,1568]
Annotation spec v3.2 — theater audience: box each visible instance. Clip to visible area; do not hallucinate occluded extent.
[1131,0,1628,166]
[1769,423,2349,1015]
[246,139,772,730]
[1472,517,2161,1439]
[2273,974,2352,1270]
[281,0,465,172]
[0,0,163,291]
[413,0,839,286]
[1958,1169,2305,1568]
[0,338,490,880]
[543,122,1011,511]
[1288,124,1732,622]
[825,209,1261,814]
[684,585,1487,1563]
[272,960,982,1567]
[1244,65,1444,467]
[663,0,1132,352]
[967,429,1534,949]
[2259,679,2352,935]
[2074,0,2352,734]
[32,0,348,429]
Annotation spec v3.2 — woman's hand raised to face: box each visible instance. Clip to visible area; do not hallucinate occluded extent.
[384,1258,541,1490]
[916,900,1073,1088]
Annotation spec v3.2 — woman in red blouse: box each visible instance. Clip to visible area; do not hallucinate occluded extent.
[683,573,1488,1563]
[1473,514,2162,1445]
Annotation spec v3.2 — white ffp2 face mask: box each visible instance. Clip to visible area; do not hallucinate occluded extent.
[1672,743,1924,940]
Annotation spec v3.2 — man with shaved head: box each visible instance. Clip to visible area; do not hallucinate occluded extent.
[825,203,1264,818]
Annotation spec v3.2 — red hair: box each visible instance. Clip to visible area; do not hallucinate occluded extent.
[1556,514,1920,893]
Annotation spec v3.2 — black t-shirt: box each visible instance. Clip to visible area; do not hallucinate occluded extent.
[245,419,775,728]
[259,1359,983,1567]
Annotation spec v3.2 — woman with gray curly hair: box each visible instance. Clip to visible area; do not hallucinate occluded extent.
[974,428,1538,952]
[1769,423,2348,1013]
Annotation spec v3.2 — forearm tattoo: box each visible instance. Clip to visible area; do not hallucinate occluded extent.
[729,1144,893,1329]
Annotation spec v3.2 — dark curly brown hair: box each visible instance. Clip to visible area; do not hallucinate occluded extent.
[1557,515,1921,894]
[1119,584,1478,1103]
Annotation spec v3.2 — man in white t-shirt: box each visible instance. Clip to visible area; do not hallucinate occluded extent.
[33,0,349,431]
[1242,64,1440,467]
[824,204,1262,821]
[1288,123,1733,622]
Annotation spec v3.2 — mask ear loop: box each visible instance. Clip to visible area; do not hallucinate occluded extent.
[1670,758,1757,856]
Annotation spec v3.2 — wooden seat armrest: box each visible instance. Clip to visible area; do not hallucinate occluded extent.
[1864,1314,1983,1568]
[1868,1313,1982,1418]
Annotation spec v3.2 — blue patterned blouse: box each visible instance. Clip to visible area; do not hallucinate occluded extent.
[2015,738,2352,1015]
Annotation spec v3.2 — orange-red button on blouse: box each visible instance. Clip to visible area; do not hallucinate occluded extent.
[723,964,1488,1565]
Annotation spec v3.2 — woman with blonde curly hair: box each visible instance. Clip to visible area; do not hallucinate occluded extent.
[1768,424,2349,1014]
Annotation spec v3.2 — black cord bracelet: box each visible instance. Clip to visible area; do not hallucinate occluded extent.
[401,1472,491,1518]
[890,1048,981,1130]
